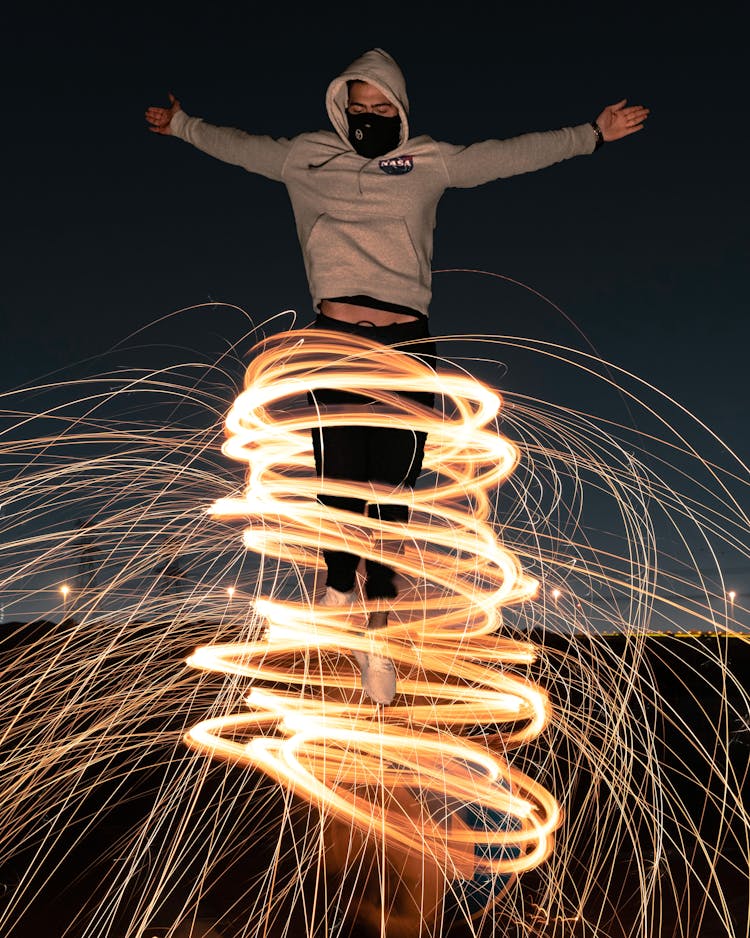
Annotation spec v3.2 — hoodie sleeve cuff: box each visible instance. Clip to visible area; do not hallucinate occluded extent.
[574,121,599,155]
[170,109,189,139]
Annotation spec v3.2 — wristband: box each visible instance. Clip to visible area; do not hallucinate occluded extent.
[590,121,604,151]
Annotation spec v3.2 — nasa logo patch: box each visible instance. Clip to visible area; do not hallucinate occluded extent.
[379,155,414,175]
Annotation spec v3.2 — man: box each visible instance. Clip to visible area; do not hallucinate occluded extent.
[146,48,648,705]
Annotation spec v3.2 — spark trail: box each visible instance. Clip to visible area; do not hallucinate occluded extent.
[0,309,747,937]
[187,329,559,884]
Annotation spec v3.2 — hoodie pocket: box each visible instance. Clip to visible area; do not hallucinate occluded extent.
[305,213,422,291]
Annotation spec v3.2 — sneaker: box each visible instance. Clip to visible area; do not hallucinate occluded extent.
[318,587,368,673]
[319,586,355,607]
[350,639,369,675]
[363,645,397,706]
[362,611,396,704]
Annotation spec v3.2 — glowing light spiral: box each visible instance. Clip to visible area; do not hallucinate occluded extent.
[1,305,748,937]
[185,329,559,889]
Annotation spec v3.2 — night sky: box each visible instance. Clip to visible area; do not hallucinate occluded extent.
[3,3,748,456]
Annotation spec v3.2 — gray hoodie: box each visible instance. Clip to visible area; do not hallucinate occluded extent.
[170,48,597,317]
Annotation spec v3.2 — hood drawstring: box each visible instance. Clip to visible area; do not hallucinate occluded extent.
[308,152,371,197]
[307,152,350,170]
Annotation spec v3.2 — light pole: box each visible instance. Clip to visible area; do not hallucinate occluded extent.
[60,584,70,619]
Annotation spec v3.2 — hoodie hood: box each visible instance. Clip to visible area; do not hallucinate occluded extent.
[326,48,410,150]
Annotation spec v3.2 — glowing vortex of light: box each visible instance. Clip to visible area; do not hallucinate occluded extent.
[185,329,560,887]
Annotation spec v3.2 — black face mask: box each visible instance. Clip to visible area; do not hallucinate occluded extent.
[347,111,401,159]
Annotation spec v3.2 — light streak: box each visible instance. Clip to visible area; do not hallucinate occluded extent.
[0,307,748,936]
[186,329,557,887]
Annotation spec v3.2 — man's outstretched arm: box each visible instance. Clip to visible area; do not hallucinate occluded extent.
[439,99,649,189]
[145,93,293,183]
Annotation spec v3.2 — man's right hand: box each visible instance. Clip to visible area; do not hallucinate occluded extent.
[145,93,181,135]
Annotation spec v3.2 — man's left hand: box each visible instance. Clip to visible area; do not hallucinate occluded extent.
[595,99,650,141]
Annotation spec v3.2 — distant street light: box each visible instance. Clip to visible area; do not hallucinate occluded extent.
[226,586,235,600]
[552,588,561,604]
[60,584,70,617]
[728,590,736,613]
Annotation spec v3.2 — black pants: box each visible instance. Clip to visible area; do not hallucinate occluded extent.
[308,313,436,600]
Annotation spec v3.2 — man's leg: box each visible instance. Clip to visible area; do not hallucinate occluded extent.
[364,425,428,601]
[354,423,427,704]
[361,324,435,603]
[311,421,368,594]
